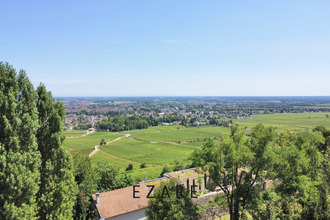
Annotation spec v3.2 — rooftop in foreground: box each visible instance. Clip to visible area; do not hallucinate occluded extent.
[92,183,149,219]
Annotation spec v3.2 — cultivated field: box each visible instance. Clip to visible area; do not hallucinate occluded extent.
[100,137,194,164]
[233,112,330,130]
[65,112,330,181]
[65,130,87,138]
[64,132,122,156]
[128,125,227,143]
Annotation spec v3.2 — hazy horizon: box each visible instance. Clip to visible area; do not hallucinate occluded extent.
[54,96,330,98]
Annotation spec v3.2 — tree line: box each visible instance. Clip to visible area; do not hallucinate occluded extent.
[95,115,187,131]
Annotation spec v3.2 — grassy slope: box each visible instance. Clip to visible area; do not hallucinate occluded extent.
[100,137,195,164]
[64,131,123,156]
[64,130,86,138]
[130,126,227,142]
[233,113,330,130]
[90,150,140,170]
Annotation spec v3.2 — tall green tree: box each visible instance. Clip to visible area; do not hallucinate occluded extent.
[0,62,41,219]
[146,179,200,220]
[313,126,330,219]
[190,124,276,220]
[246,128,329,220]
[1,63,78,219]
[36,84,77,219]
[271,130,328,219]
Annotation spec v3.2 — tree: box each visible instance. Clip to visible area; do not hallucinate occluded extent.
[125,163,133,171]
[246,187,281,219]
[100,139,106,146]
[173,160,184,171]
[36,84,77,219]
[1,63,79,219]
[95,161,120,192]
[271,130,328,219]
[190,124,276,220]
[72,153,99,219]
[145,179,200,220]
[312,126,330,219]
[0,62,41,219]
[313,125,330,154]
[244,128,329,220]
[113,173,135,189]
[160,165,171,177]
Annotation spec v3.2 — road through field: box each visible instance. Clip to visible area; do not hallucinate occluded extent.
[89,134,131,157]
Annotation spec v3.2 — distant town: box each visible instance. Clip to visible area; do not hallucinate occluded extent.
[60,97,330,131]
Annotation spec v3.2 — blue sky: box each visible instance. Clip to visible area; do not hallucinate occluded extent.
[1,1,330,96]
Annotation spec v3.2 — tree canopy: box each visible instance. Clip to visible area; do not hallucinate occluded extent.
[146,179,200,220]
[190,124,329,220]
[0,62,77,219]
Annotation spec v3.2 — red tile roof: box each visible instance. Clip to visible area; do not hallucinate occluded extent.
[92,184,150,219]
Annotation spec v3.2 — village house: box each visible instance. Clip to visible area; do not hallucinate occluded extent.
[92,166,274,220]
[92,184,149,220]
[193,121,207,126]
[161,122,173,126]
[92,168,210,220]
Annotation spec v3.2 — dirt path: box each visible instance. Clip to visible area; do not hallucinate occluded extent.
[88,134,130,157]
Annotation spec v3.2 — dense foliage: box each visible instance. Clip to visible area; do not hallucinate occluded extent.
[36,84,77,219]
[72,154,135,219]
[146,179,200,220]
[95,115,150,131]
[0,63,136,220]
[95,115,189,131]
[0,62,77,219]
[190,124,329,220]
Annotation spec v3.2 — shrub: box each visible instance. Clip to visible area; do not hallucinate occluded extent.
[125,163,133,171]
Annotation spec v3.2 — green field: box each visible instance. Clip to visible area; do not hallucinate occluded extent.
[129,125,227,142]
[65,113,330,180]
[233,113,330,130]
[90,150,139,170]
[65,126,226,179]
[126,166,167,182]
[100,137,195,164]
[64,130,86,138]
[64,131,123,156]
[120,125,185,134]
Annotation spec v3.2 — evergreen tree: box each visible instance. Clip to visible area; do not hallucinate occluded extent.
[0,62,41,219]
[1,63,77,219]
[36,84,77,219]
